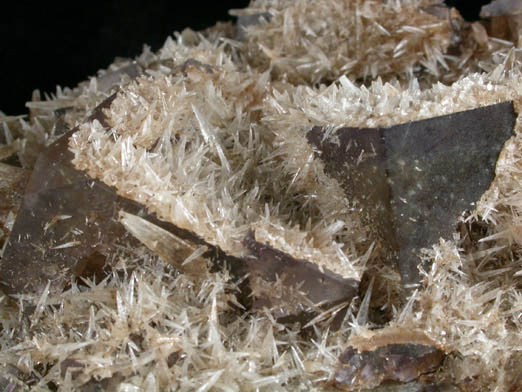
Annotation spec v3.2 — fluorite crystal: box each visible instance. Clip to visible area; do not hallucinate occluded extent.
[0,128,149,294]
[0,97,359,323]
[307,102,515,287]
[242,231,358,324]
[0,96,147,293]
[336,329,445,390]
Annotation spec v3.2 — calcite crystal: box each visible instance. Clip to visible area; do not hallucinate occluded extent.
[233,0,453,84]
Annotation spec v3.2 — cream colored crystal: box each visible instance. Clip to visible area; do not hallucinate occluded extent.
[119,211,208,276]
[233,0,453,84]
[70,39,365,281]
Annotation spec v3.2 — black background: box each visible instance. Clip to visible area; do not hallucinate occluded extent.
[1,1,490,115]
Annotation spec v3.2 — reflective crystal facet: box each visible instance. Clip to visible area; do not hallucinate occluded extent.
[307,102,515,286]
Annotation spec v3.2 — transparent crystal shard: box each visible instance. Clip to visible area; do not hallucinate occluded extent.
[119,211,208,276]
[307,102,516,287]
[235,12,271,40]
[96,61,141,93]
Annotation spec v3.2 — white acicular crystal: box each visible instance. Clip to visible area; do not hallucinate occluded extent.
[1,1,521,391]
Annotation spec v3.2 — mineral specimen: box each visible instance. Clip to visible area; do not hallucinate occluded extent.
[242,230,358,323]
[307,102,516,286]
[0,128,151,294]
[0,163,29,252]
[1,1,521,391]
[335,328,445,390]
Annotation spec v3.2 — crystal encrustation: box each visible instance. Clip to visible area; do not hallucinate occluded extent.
[307,102,516,287]
[0,163,29,252]
[1,93,360,325]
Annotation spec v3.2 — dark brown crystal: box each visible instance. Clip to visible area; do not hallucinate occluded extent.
[0,163,29,251]
[0,128,150,294]
[336,329,445,390]
[242,230,359,324]
[307,102,515,287]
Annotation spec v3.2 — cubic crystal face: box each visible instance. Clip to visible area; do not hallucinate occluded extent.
[0,130,149,294]
[307,102,516,286]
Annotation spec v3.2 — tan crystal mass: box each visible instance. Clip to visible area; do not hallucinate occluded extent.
[0,0,521,390]
[234,0,453,84]
[70,46,366,282]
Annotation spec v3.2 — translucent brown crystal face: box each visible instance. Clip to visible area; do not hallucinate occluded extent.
[336,328,445,390]
[0,163,29,251]
[336,344,444,390]
[242,230,358,324]
[0,96,152,293]
[307,102,516,287]
[0,129,151,294]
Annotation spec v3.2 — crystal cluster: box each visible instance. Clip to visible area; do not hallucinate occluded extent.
[0,1,522,391]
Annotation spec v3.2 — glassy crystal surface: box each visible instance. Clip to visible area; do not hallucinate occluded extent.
[0,129,151,294]
[242,231,359,324]
[307,102,515,287]
[336,343,444,390]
